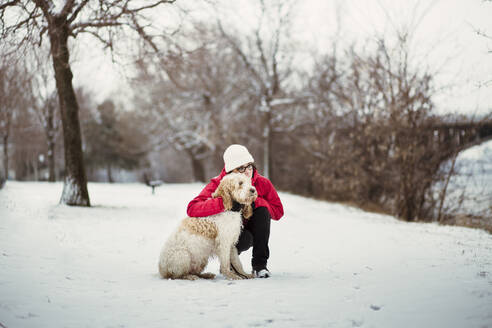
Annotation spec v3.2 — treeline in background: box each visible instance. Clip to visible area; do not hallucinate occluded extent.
[1,0,491,230]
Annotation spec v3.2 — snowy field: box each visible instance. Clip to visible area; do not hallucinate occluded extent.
[0,181,491,328]
[449,140,492,216]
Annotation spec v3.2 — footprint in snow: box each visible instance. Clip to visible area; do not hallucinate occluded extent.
[370,304,382,311]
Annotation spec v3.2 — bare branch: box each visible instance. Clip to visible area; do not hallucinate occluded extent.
[37,25,48,46]
[60,0,76,18]
[475,28,492,41]
[129,13,159,53]
[10,8,41,34]
[80,29,115,50]
[72,21,124,32]
[31,0,51,19]
[0,0,20,10]
[67,0,90,24]
[128,0,176,12]
[217,20,265,90]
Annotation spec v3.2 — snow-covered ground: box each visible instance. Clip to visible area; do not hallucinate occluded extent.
[448,139,492,216]
[0,181,491,328]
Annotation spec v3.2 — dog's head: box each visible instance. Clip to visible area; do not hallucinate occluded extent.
[212,173,258,219]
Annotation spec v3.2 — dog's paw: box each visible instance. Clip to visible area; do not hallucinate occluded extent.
[227,274,244,280]
[182,274,201,280]
[232,273,255,279]
[243,273,255,279]
[222,270,244,280]
[197,272,216,279]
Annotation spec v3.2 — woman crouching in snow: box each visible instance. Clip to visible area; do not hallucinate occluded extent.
[187,144,284,278]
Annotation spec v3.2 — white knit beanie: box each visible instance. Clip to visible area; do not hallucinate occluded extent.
[223,144,254,172]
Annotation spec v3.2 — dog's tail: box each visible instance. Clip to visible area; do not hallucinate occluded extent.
[158,247,191,279]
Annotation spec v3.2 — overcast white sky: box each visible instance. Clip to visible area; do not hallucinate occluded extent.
[72,0,492,115]
[297,0,492,116]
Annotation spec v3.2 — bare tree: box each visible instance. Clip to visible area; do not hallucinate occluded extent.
[83,99,145,182]
[1,0,176,206]
[0,51,28,181]
[132,24,257,182]
[294,32,445,221]
[10,99,47,181]
[216,0,297,179]
[29,48,61,182]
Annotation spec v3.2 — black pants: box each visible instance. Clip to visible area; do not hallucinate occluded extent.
[236,206,271,271]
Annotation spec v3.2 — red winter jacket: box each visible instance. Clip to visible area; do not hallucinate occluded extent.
[187,168,284,221]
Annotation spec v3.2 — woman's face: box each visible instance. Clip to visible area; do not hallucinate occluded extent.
[233,163,254,179]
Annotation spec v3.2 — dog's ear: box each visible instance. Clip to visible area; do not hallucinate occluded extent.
[221,189,233,211]
[213,179,233,211]
[242,204,253,219]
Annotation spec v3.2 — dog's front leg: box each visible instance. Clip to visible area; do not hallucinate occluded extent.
[217,244,243,280]
[230,247,254,279]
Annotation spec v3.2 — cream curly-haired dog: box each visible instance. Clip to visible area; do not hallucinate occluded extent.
[158,173,257,280]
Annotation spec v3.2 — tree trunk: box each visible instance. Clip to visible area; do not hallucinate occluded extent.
[262,109,272,180]
[47,103,56,182]
[33,157,39,181]
[107,164,114,183]
[437,155,457,222]
[47,139,56,182]
[2,134,8,180]
[49,17,90,206]
[188,151,206,182]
